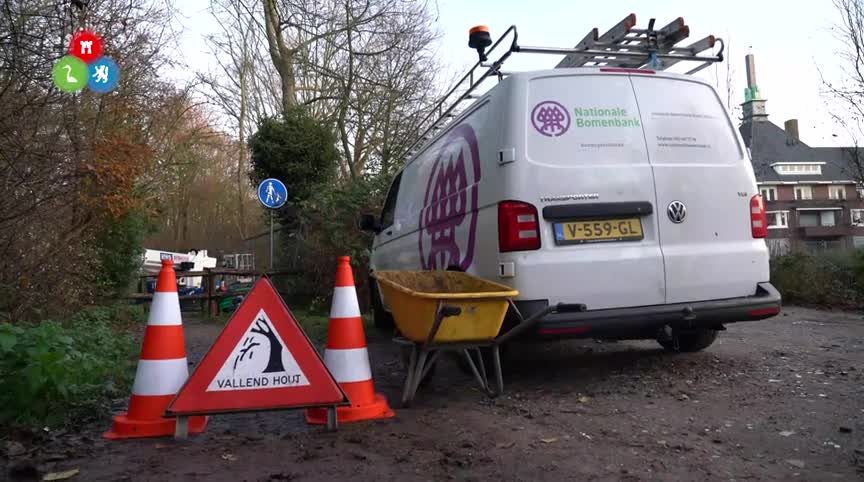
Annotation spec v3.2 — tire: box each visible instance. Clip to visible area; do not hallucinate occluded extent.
[657,328,718,352]
[369,278,395,333]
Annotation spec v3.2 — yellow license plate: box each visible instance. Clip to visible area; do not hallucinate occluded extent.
[554,218,643,244]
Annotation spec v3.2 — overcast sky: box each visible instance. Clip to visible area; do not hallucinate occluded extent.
[171,0,852,146]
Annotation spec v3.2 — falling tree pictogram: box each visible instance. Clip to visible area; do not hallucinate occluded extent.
[250,317,285,373]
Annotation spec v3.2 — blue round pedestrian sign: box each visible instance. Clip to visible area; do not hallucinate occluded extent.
[257,178,287,209]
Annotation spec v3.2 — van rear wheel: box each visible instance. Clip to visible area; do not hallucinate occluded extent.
[657,328,718,352]
[369,279,395,333]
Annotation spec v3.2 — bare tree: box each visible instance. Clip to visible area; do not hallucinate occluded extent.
[823,0,864,188]
[198,0,281,238]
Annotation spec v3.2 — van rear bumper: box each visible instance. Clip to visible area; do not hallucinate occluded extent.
[514,282,781,339]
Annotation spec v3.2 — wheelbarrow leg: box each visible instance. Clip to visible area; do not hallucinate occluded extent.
[462,349,488,392]
[491,345,503,397]
[410,349,430,401]
[475,348,490,393]
[401,345,419,406]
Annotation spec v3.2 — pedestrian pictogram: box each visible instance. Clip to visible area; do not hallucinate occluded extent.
[257,178,288,209]
[167,278,347,416]
[52,56,88,93]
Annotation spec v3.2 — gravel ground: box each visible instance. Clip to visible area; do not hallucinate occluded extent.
[5,306,863,481]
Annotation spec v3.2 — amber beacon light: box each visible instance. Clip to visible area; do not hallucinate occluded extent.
[468,25,492,61]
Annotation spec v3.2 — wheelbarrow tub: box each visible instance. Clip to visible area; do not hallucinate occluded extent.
[373,271,519,343]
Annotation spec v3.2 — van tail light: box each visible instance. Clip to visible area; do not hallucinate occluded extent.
[498,201,541,252]
[750,194,768,238]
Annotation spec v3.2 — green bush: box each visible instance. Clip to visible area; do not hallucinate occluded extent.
[249,107,339,227]
[95,211,154,298]
[771,250,864,308]
[0,305,140,429]
[290,173,393,308]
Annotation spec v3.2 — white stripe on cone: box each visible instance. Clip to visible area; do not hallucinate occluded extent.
[147,292,182,326]
[329,286,361,319]
[324,348,372,383]
[131,358,189,396]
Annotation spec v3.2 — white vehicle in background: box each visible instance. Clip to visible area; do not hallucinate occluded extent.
[360,16,781,353]
[141,249,217,290]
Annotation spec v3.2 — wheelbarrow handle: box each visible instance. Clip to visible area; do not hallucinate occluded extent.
[438,305,462,317]
[495,301,587,345]
[554,303,587,313]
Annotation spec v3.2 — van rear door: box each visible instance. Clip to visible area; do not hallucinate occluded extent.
[630,74,768,303]
[521,72,665,309]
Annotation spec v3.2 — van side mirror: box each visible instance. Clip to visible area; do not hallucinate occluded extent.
[358,214,381,233]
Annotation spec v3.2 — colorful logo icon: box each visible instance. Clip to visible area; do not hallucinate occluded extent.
[53,29,120,94]
[69,30,103,64]
[52,56,89,93]
[88,57,120,94]
[531,101,571,137]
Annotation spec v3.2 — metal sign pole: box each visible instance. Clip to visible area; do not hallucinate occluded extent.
[269,209,274,271]
[257,178,287,274]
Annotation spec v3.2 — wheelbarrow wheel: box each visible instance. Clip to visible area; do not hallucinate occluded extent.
[400,345,437,387]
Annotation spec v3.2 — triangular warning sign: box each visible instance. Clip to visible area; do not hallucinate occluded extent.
[167,278,347,415]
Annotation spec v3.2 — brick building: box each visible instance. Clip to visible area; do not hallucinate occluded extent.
[739,55,864,255]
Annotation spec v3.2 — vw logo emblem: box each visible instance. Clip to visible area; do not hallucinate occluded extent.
[667,200,687,223]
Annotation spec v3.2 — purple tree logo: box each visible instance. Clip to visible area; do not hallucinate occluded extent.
[419,125,481,271]
[531,101,570,137]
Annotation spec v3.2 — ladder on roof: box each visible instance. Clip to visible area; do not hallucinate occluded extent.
[400,14,724,160]
[555,14,720,72]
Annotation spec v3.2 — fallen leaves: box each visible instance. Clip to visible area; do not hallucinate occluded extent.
[43,468,79,481]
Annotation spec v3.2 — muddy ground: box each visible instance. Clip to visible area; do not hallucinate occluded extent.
[5,306,864,481]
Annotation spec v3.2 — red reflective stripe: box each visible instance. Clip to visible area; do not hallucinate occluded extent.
[749,307,780,317]
[139,325,187,360]
[155,260,178,293]
[325,317,367,349]
[334,256,356,287]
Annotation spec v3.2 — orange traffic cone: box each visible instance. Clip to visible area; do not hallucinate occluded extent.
[104,259,207,439]
[306,256,395,424]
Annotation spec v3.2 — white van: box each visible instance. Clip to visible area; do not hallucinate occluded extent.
[361,67,781,352]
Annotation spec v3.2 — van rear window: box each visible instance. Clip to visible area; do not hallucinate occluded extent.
[526,74,649,166]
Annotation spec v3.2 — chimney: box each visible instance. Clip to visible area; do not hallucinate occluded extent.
[784,119,799,144]
[741,53,768,127]
[745,54,758,90]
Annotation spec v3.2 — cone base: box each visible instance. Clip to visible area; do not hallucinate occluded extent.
[103,413,208,440]
[305,393,394,425]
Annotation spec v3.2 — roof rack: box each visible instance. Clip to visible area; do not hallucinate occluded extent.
[400,14,724,160]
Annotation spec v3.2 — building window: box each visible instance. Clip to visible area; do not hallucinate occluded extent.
[771,163,824,175]
[821,211,836,227]
[798,212,819,227]
[766,211,788,229]
[857,185,864,200]
[852,209,864,227]
[760,186,777,201]
[794,185,813,200]
[829,185,847,200]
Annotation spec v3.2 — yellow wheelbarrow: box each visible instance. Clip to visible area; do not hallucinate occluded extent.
[373,271,585,405]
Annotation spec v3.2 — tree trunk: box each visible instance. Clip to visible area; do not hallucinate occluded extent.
[262,0,297,112]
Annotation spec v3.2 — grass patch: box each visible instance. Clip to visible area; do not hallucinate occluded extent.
[0,305,142,430]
